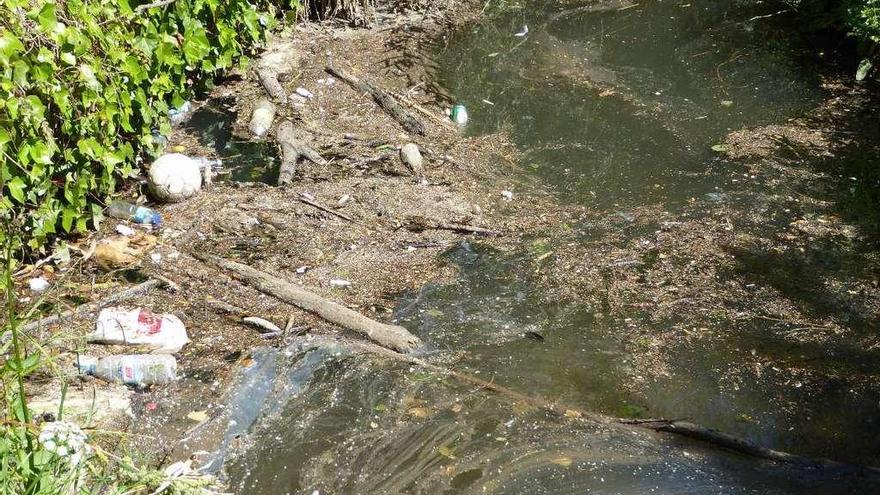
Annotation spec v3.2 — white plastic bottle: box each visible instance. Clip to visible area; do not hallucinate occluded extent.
[77,355,177,385]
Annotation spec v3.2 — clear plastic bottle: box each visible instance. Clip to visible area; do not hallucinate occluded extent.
[107,200,162,226]
[77,354,177,385]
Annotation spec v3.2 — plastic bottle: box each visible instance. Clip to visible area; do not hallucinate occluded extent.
[77,354,177,385]
[450,104,469,126]
[107,200,162,226]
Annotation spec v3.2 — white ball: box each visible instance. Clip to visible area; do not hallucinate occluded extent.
[148,153,202,203]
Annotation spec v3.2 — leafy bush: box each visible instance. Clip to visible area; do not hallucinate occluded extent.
[0,0,285,252]
[846,0,880,42]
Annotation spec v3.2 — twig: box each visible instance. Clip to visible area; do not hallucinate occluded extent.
[135,0,177,12]
[299,194,358,224]
[8,279,165,342]
[434,222,500,236]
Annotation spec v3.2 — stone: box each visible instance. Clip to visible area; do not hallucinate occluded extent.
[399,143,424,179]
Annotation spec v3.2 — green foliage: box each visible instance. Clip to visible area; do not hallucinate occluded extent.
[0,0,285,251]
[846,0,880,42]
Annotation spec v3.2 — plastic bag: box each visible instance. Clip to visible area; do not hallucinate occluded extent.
[88,307,189,354]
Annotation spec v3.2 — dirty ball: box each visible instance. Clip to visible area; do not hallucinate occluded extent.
[148,153,202,203]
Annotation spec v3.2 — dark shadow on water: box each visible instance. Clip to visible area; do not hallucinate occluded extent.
[183,96,280,184]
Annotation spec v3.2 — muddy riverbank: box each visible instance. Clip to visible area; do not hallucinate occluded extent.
[14,0,880,493]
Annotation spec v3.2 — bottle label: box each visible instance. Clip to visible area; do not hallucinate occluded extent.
[119,356,143,385]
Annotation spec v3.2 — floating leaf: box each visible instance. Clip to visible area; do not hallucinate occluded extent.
[438,445,456,459]
[407,407,430,419]
[711,144,730,153]
[187,410,208,422]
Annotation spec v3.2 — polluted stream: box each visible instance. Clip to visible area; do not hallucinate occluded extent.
[206,1,880,493]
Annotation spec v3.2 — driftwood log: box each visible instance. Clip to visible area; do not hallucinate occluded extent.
[276,121,326,185]
[194,253,422,353]
[289,332,880,480]
[325,65,426,136]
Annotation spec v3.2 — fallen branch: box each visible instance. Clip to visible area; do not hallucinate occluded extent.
[299,194,357,224]
[257,67,287,102]
[325,65,426,135]
[8,279,164,342]
[135,0,177,12]
[193,254,422,353]
[402,215,499,236]
[276,121,327,185]
[290,332,880,480]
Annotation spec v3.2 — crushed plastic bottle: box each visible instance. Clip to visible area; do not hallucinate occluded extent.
[77,354,177,385]
[107,200,162,227]
[168,101,193,126]
[88,307,190,354]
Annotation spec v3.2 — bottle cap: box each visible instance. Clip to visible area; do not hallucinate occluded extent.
[76,356,98,375]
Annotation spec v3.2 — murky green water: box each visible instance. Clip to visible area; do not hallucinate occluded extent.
[216,1,880,492]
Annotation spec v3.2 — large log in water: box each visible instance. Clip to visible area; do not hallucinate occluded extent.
[195,254,423,353]
[325,65,426,135]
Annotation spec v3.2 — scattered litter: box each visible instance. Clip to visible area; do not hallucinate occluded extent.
[168,101,192,126]
[296,266,309,275]
[88,307,189,354]
[150,252,162,264]
[301,191,315,201]
[317,77,336,85]
[115,224,136,236]
[501,190,514,201]
[148,153,204,202]
[720,100,734,107]
[337,194,352,207]
[145,402,159,412]
[514,25,529,37]
[711,144,730,153]
[94,233,158,270]
[482,99,494,105]
[249,99,276,138]
[295,87,314,99]
[77,354,178,385]
[29,277,49,292]
[330,279,352,288]
[107,200,161,226]
[488,52,500,57]
[242,316,282,334]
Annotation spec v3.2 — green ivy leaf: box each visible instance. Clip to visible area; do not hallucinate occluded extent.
[7,177,25,203]
[0,32,25,64]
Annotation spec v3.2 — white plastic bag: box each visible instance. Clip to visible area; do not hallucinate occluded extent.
[88,307,189,354]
